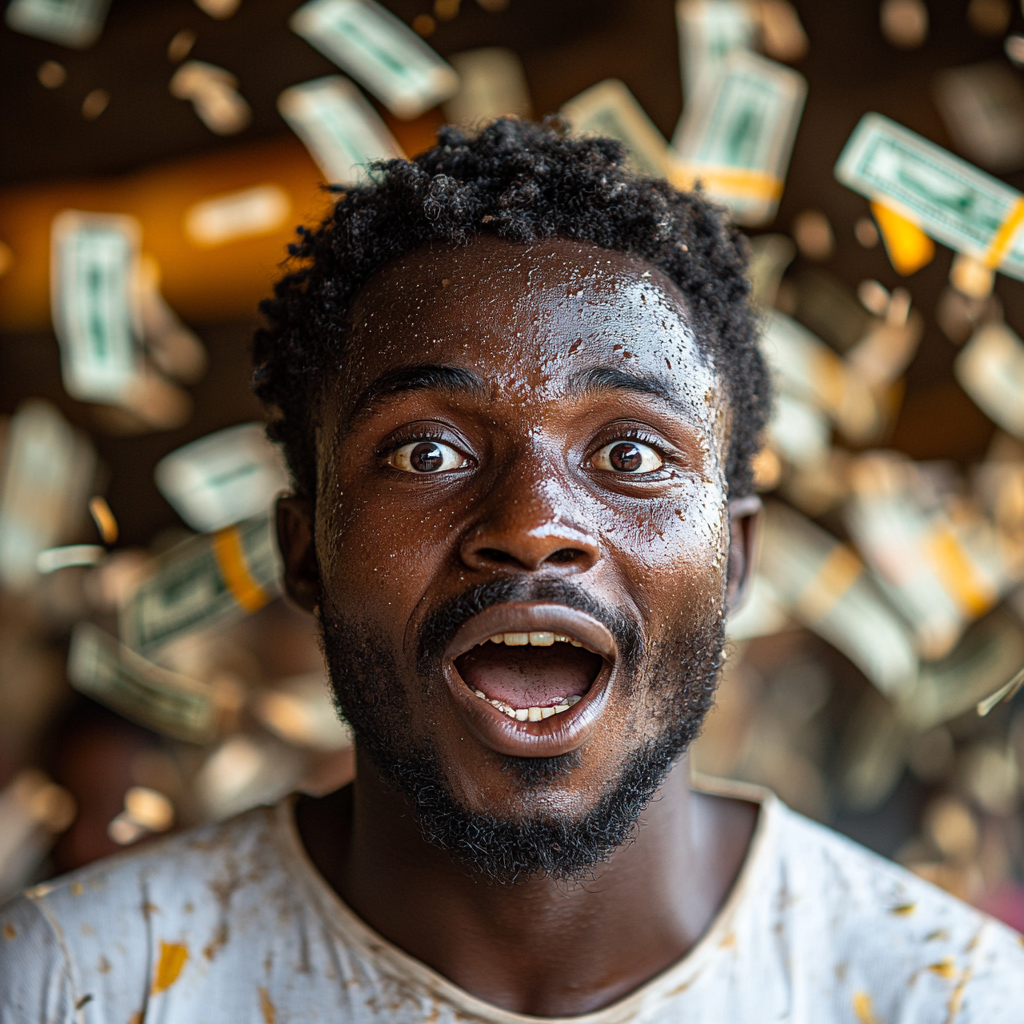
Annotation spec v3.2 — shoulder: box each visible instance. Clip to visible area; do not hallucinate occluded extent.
[772,802,1024,1021]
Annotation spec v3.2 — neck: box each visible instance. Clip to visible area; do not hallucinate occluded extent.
[298,750,756,1017]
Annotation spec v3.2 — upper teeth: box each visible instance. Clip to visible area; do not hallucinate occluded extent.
[481,632,584,647]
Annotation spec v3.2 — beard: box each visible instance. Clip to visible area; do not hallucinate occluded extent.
[320,576,726,885]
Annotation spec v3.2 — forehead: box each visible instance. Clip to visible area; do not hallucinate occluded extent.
[337,235,721,422]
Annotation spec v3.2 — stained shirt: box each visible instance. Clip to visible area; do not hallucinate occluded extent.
[1,779,1022,1024]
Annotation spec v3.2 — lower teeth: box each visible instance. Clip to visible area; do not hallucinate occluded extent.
[472,690,581,719]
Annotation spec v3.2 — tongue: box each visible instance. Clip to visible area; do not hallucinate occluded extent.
[455,644,602,708]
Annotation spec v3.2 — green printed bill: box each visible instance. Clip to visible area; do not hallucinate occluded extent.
[561,79,677,182]
[68,623,219,744]
[290,0,459,120]
[155,422,289,534]
[119,512,282,655]
[50,211,143,404]
[835,113,1024,281]
[672,50,806,225]
[0,400,95,591]
[675,0,756,102]
[5,0,110,48]
[278,76,405,188]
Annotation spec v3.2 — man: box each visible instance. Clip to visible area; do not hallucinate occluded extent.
[2,119,1021,1022]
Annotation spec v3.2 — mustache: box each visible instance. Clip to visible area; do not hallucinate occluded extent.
[416,576,642,674]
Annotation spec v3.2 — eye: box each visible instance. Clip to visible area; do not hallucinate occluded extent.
[388,440,467,474]
[591,440,663,474]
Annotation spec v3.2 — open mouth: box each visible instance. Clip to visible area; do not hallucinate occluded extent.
[453,631,605,722]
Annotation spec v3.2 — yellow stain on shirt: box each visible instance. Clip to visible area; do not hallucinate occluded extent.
[890,903,916,916]
[946,967,972,1023]
[259,986,276,1024]
[852,990,879,1024]
[152,941,189,994]
[3,923,15,940]
[928,957,957,979]
[70,882,84,897]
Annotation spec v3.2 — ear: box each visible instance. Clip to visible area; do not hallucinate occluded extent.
[725,494,762,614]
[276,495,320,614]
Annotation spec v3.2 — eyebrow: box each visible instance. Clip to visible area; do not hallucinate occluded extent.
[567,366,691,416]
[348,364,487,419]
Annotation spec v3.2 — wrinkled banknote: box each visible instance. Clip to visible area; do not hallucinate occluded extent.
[155,423,289,533]
[68,623,219,744]
[279,76,405,187]
[51,211,144,403]
[835,113,1024,281]
[561,79,675,182]
[955,322,1024,439]
[672,50,806,225]
[676,0,756,101]
[290,0,459,120]
[120,512,282,654]
[5,0,110,48]
[758,500,918,699]
[445,48,531,127]
[0,400,96,591]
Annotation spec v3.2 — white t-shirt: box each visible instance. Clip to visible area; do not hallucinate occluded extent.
[2,780,1022,1024]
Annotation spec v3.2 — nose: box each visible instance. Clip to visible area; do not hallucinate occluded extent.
[459,465,601,574]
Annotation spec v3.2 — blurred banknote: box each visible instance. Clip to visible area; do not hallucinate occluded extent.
[445,48,532,127]
[672,50,806,225]
[279,76,405,187]
[51,211,143,403]
[933,61,1024,174]
[746,233,795,309]
[767,392,830,468]
[758,500,919,699]
[170,61,251,136]
[676,0,756,101]
[760,311,880,442]
[155,423,289,533]
[290,0,459,120]
[5,0,110,48]
[68,622,219,744]
[835,113,1024,282]
[0,400,95,591]
[955,322,1024,440]
[561,80,676,182]
[120,512,282,654]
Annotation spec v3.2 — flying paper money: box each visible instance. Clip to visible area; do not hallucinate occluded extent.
[672,50,806,225]
[155,423,289,533]
[955,322,1024,439]
[120,512,282,654]
[561,79,676,182]
[290,0,459,120]
[676,0,756,101]
[50,211,144,403]
[278,76,405,187]
[5,0,110,48]
[444,48,532,127]
[170,61,251,135]
[835,113,1024,282]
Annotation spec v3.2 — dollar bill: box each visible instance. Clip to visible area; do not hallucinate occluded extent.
[561,79,675,181]
[835,113,1024,281]
[746,233,795,308]
[290,0,459,120]
[154,423,289,533]
[119,512,282,654]
[672,50,806,225]
[68,623,218,744]
[444,48,532,127]
[5,0,110,49]
[278,76,405,187]
[955,322,1024,439]
[933,61,1024,174]
[169,61,251,136]
[676,0,756,101]
[50,211,144,403]
[758,500,919,699]
[183,185,291,248]
[0,400,96,591]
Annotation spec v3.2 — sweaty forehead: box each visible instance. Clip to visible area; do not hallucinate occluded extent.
[336,234,720,419]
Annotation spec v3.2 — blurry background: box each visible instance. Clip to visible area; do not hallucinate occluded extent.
[2,0,1024,934]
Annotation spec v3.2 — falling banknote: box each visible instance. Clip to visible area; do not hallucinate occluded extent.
[278,76,405,188]
[119,512,282,654]
[675,0,756,102]
[290,0,459,120]
[835,113,1024,282]
[672,50,806,225]
[955,322,1024,440]
[5,0,111,48]
[68,623,219,744]
[51,211,144,403]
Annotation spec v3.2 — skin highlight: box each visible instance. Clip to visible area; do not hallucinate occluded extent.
[279,235,761,1017]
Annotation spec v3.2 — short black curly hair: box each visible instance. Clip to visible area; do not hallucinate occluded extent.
[253,117,770,500]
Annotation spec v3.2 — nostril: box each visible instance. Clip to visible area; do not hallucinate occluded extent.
[546,548,583,565]
[477,548,518,565]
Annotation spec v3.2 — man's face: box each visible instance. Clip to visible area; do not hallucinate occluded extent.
[292,236,742,878]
